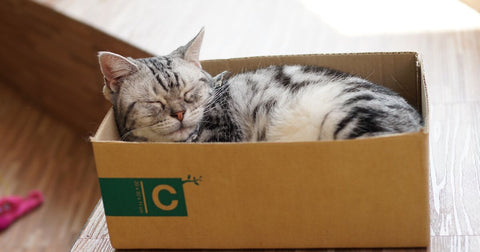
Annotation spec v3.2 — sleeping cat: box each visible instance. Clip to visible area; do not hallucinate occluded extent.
[98,28,422,142]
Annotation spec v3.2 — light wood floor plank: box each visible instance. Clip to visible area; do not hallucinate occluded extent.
[429,103,480,236]
[0,83,101,251]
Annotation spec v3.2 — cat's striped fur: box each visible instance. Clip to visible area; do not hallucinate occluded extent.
[98,28,422,142]
[197,65,422,142]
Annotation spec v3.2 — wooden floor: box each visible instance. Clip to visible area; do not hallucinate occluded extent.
[0,83,100,251]
[3,0,480,251]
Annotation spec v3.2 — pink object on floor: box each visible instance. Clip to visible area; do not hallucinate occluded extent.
[0,190,44,231]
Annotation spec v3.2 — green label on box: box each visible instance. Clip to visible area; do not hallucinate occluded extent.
[99,177,201,217]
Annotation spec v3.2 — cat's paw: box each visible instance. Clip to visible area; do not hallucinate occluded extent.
[212,71,231,87]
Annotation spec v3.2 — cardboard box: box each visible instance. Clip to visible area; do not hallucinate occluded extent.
[91,52,429,249]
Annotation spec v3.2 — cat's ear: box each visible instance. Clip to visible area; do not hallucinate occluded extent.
[98,51,138,93]
[171,27,205,68]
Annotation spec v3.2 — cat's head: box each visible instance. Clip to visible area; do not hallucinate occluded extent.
[98,28,216,142]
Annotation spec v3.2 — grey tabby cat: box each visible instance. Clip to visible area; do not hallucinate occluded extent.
[98,28,422,142]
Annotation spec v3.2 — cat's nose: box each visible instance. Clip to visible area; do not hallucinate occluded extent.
[171,110,186,121]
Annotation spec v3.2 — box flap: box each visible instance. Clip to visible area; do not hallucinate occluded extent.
[416,54,429,133]
[91,109,120,141]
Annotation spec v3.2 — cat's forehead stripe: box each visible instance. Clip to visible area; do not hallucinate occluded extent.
[147,57,187,89]
[146,64,169,92]
[173,72,181,87]
[150,58,167,71]
[139,58,172,92]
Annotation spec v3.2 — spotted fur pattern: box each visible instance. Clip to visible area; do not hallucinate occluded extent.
[98,29,423,142]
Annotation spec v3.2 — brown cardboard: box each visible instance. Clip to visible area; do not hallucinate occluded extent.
[91,52,429,249]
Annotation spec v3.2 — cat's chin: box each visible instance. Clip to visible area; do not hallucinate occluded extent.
[166,125,197,142]
[127,125,197,142]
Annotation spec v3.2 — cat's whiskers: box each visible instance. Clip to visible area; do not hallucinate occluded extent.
[121,119,168,140]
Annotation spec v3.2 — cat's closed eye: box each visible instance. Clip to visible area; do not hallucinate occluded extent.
[142,100,165,110]
[183,88,196,103]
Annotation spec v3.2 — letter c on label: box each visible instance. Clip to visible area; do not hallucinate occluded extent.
[152,184,178,211]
